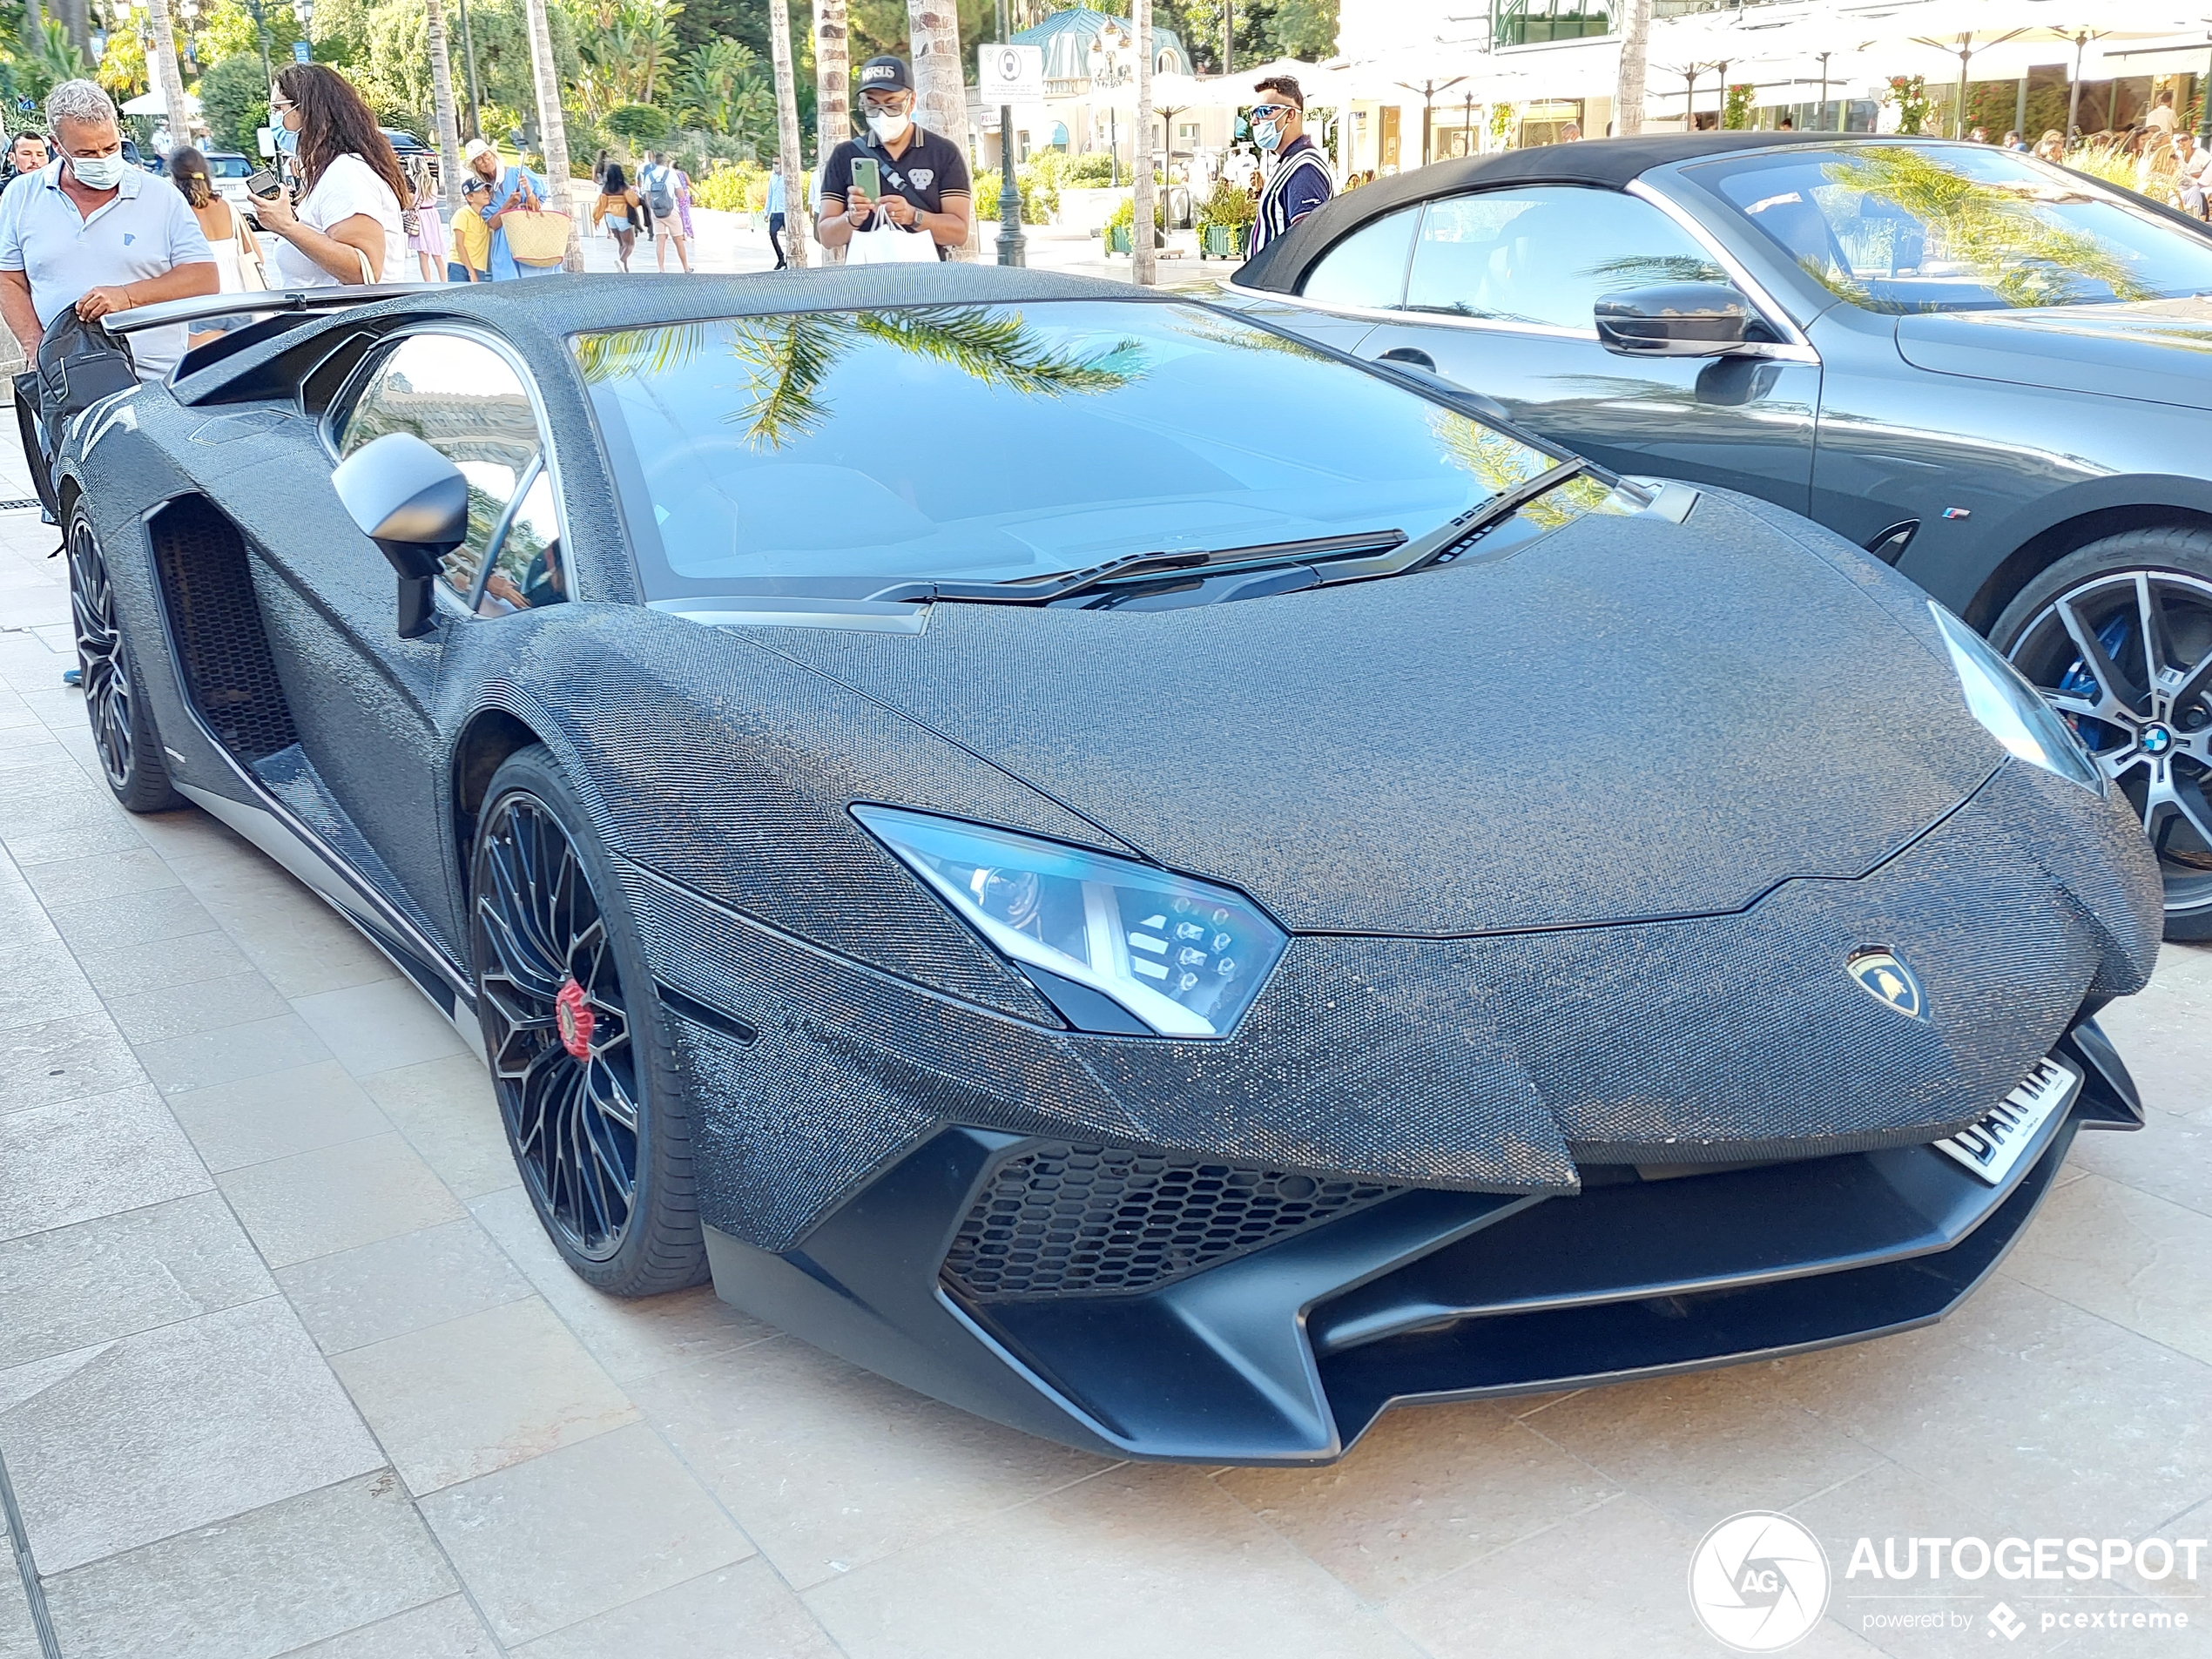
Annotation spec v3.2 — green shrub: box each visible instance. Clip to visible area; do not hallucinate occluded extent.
[1035,150,1119,187]
[1104,190,1167,240]
[199,51,268,156]
[606,103,672,145]
[973,164,1059,224]
[1195,179,1255,233]
[694,159,771,212]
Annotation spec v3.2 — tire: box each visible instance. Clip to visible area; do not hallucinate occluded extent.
[469,745,708,1295]
[1991,527,2212,941]
[66,501,185,814]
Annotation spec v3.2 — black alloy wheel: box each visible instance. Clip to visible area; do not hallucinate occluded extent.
[66,503,184,813]
[470,746,707,1294]
[1995,529,2212,940]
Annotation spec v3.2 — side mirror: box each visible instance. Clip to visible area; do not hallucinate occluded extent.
[1594,284,1754,358]
[331,432,469,639]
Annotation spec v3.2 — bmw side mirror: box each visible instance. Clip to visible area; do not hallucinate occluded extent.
[331,432,469,640]
[1594,284,1755,358]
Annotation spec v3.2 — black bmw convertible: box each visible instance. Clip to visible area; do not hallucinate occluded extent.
[51,267,2159,1463]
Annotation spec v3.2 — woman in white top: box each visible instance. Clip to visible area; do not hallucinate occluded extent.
[249,63,409,287]
[167,144,264,292]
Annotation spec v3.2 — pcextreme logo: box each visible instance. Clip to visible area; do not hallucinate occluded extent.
[1689,1511,1831,1652]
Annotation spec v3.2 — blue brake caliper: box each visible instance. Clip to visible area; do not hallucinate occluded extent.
[2055,612,2134,754]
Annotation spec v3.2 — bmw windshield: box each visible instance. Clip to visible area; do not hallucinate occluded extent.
[1689,142,2212,314]
[573,300,1583,600]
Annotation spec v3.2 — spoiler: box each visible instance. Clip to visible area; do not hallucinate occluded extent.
[99,284,435,336]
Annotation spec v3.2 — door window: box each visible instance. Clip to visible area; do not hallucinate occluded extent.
[1403,185,1730,332]
[335,334,559,610]
[1299,204,1420,308]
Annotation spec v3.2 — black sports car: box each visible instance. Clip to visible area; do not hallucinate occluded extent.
[1224,133,2212,937]
[56,268,2158,1464]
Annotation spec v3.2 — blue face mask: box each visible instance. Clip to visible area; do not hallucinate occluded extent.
[273,123,298,156]
[1252,119,1283,152]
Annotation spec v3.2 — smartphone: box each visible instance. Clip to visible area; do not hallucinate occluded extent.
[850,157,880,199]
[245,168,283,200]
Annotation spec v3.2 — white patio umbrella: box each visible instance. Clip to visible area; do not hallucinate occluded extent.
[120,87,200,118]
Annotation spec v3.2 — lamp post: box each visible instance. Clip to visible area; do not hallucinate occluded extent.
[1088,24,1125,188]
[994,0,1024,265]
[292,0,312,59]
[455,0,485,138]
[244,0,273,91]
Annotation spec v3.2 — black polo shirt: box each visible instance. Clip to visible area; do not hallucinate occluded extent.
[820,123,971,260]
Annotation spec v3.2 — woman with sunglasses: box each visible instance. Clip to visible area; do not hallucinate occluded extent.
[250,63,408,287]
[1244,75,1332,258]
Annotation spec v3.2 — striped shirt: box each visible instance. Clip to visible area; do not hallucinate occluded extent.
[1249,136,1332,257]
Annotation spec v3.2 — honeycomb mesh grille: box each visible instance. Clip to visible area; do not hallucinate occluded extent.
[148,496,298,761]
[941,1142,1404,1300]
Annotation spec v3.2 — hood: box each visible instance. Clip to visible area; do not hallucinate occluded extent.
[1893,296,2212,412]
[747,495,1999,937]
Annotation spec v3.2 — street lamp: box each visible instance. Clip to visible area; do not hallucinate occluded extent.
[243,0,273,94]
[994,0,1025,266]
[1088,21,1124,187]
[291,0,312,60]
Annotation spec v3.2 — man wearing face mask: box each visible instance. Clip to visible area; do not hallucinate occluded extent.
[0,79,215,381]
[1244,75,1332,259]
[816,56,973,260]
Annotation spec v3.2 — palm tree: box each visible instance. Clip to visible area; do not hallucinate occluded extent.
[145,0,188,155]
[1131,0,1156,286]
[766,0,808,267]
[1614,0,1649,138]
[812,0,846,186]
[426,0,465,211]
[907,0,970,258]
[520,0,582,271]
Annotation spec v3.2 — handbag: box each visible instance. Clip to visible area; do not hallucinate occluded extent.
[845,212,940,266]
[502,206,572,266]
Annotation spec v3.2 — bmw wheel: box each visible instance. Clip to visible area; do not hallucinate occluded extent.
[66,502,184,814]
[469,745,708,1294]
[1994,529,2212,941]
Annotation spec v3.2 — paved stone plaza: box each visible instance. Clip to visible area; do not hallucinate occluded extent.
[3,426,2212,1657]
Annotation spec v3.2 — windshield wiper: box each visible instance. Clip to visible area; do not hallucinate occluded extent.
[866,530,1409,606]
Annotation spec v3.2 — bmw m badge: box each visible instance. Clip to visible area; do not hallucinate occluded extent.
[1847,950,1925,1019]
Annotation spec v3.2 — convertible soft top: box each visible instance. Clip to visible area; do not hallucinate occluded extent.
[1235,132,1863,294]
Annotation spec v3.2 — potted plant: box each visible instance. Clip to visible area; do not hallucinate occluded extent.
[1104,190,1166,254]
[1195,179,1256,259]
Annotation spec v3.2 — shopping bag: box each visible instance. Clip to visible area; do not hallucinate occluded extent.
[503,209,572,267]
[844,217,940,266]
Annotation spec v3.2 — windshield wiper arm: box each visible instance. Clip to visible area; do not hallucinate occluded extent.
[867,530,1409,606]
[1307,460,1593,588]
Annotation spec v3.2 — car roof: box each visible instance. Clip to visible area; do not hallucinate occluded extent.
[1236,132,1887,294]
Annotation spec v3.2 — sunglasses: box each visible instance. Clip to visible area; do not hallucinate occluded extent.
[1251,104,1294,118]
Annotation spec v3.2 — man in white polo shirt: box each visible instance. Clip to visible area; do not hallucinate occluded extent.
[0,79,215,381]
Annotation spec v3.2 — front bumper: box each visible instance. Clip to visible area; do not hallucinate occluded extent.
[702,1022,2141,1464]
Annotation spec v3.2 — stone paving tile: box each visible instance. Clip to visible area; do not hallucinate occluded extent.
[0,936,105,1027]
[1216,1399,1620,1602]
[220,894,402,999]
[103,967,299,1046]
[2068,1110,2212,1224]
[277,1218,533,1356]
[419,1420,752,1645]
[136,1011,336,1094]
[0,1190,274,1370]
[631,1338,1110,1591]
[329,1296,639,1496]
[363,1054,517,1199]
[39,883,223,955]
[165,1060,388,1175]
[0,1082,208,1242]
[805,1463,1424,1659]
[513,1559,839,1659]
[293,979,469,1078]
[475,1187,774,1385]
[41,1472,455,1659]
[17,845,179,906]
[0,1576,34,1659]
[277,1595,501,1659]
[2004,1173,2212,1370]
[217,1131,467,1269]
[1772,1275,2212,1543]
[1384,1492,1878,1658]
[71,927,262,1000]
[3,812,148,866]
[0,1011,147,1116]
[0,1296,384,1574]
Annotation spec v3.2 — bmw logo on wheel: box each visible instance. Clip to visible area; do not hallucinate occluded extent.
[2141,722,2175,757]
[1846,949,1925,1020]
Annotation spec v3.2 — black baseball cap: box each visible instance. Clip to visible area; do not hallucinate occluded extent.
[858,56,912,94]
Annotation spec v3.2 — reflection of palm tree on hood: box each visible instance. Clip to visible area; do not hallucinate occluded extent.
[577,307,1146,449]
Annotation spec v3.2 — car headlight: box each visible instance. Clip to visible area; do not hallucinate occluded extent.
[1929,603,2103,794]
[853,806,1288,1037]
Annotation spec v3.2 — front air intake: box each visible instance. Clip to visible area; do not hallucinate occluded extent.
[941,1140,1403,1301]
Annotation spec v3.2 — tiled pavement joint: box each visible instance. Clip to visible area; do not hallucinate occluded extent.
[0,1441,61,1659]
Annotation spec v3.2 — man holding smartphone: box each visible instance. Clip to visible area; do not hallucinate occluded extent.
[815,56,972,260]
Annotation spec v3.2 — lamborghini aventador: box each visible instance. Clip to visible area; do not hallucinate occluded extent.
[46,266,2161,1463]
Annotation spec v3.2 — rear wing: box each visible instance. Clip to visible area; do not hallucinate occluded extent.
[99,284,435,338]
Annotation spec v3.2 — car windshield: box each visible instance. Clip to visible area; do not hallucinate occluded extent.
[572,300,1568,600]
[206,155,253,178]
[1689,143,2212,313]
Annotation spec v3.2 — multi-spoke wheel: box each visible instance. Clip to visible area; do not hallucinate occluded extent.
[1996,529,2212,939]
[470,746,706,1293]
[65,502,183,813]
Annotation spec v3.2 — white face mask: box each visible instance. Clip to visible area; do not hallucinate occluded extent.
[865,105,912,142]
[69,152,128,190]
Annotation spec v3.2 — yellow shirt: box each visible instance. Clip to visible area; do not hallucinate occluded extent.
[453,206,490,274]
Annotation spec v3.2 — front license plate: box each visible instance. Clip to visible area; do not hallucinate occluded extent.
[1932,1057,2081,1186]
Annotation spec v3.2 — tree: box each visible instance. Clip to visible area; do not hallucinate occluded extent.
[1264,0,1332,58]
[765,0,807,266]
[193,0,302,69]
[676,37,772,145]
[199,50,267,150]
[906,0,964,254]
[811,0,844,172]
[1132,0,1153,286]
[94,24,146,98]
[520,0,581,267]
[145,0,190,154]
[426,0,465,207]
[1613,0,1649,138]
